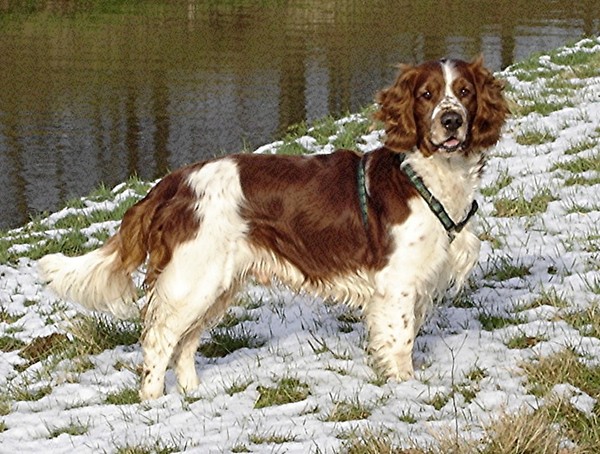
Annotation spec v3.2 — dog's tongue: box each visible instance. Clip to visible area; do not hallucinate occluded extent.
[444,138,461,149]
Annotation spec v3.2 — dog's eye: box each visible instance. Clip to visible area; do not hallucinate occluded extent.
[421,90,432,100]
[459,88,471,98]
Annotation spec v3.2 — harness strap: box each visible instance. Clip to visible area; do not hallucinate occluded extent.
[356,152,479,242]
[357,154,369,229]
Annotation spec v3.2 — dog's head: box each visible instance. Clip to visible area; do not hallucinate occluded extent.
[374,56,509,156]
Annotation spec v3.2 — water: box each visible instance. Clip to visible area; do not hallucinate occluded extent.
[1,0,599,230]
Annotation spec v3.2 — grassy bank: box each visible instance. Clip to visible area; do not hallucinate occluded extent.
[1,37,599,453]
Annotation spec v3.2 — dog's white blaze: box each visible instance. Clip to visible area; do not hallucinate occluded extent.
[442,60,458,98]
[431,60,467,122]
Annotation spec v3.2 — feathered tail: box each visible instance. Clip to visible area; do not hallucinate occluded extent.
[38,195,153,320]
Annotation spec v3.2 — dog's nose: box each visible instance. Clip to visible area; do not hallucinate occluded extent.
[441,111,463,132]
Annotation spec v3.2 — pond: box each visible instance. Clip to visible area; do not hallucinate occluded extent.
[1,0,599,230]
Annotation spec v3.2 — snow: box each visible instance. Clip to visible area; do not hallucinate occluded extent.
[1,37,599,453]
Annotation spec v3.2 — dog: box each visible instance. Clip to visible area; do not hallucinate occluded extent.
[39,56,508,400]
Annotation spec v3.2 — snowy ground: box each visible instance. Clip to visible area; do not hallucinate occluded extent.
[1,38,599,453]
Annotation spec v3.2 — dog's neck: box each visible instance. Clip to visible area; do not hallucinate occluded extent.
[400,148,483,225]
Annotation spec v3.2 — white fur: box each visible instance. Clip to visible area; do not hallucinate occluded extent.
[438,61,467,116]
[402,149,482,295]
[442,61,458,98]
[365,160,481,380]
[246,247,375,307]
[405,149,482,222]
[38,248,138,319]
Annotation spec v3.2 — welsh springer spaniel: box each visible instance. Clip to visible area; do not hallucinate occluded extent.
[39,57,508,400]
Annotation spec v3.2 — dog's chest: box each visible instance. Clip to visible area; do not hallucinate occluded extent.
[405,154,481,224]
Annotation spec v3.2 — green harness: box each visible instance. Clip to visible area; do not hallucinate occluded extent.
[356,152,479,242]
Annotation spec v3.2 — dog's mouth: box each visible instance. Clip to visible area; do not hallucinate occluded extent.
[433,137,464,152]
[430,104,469,154]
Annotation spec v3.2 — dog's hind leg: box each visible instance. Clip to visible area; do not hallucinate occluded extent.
[170,326,203,395]
[138,293,206,401]
[140,285,230,400]
[170,287,237,395]
[139,246,244,400]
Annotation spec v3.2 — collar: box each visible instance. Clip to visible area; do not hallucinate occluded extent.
[357,154,369,228]
[357,152,479,242]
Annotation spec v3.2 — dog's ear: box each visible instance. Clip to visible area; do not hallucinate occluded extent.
[374,64,419,152]
[468,55,510,150]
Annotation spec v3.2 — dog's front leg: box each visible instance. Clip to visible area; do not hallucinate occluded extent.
[365,290,419,380]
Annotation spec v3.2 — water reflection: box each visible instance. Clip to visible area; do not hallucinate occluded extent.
[0,0,598,229]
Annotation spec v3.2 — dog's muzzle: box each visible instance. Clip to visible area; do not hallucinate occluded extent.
[431,98,468,152]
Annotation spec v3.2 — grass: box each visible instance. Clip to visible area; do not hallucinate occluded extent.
[398,410,417,424]
[69,314,141,354]
[515,128,556,145]
[522,288,569,310]
[331,115,373,149]
[564,138,599,155]
[276,140,311,155]
[551,47,600,69]
[480,169,513,197]
[0,307,24,324]
[492,188,556,217]
[198,327,265,358]
[47,420,89,438]
[225,380,252,396]
[515,97,573,117]
[505,333,546,349]
[272,107,374,155]
[520,348,600,451]
[466,408,575,454]
[0,315,142,401]
[105,387,140,405]
[339,428,406,454]
[478,312,524,331]
[0,176,148,264]
[522,348,600,398]
[0,336,26,352]
[10,384,53,402]
[7,229,92,263]
[215,310,255,329]
[248,431,297,445]
[551,153,600,173]
[563,305,600,338]
[115,440,182,454]
[324,398,372,422]
[426,393,450,411]
[584,276,600,294]
[464,365,488,382]
[254,377,310,409]
[0,398,11,416]
[483,255,531,281]
[564,200,600,214]
[17,324,126,377]
[19,333,70,363]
